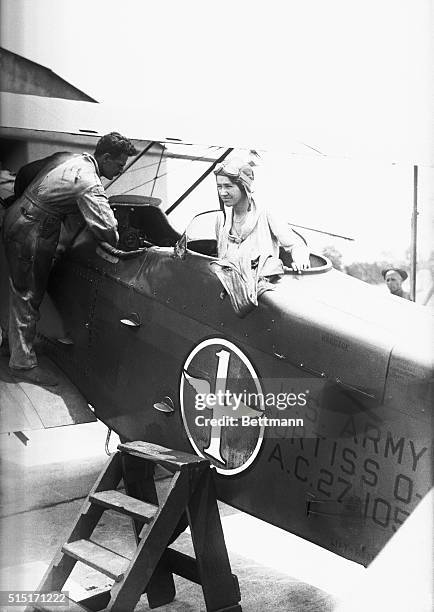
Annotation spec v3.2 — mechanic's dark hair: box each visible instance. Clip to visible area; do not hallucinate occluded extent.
[94,132,137,158]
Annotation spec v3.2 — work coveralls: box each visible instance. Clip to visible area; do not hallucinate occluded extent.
[3,152,118,370]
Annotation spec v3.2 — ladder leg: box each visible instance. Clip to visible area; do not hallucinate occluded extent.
[146,512,189,608]
[145,554,176,609]
[187,469,242,612]
[121,454,176,608]
[105,469,193,612]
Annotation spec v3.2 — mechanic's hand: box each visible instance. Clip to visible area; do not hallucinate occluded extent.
[290,244,310,273]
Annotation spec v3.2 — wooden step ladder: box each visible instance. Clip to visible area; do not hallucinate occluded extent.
[30,441,242,612]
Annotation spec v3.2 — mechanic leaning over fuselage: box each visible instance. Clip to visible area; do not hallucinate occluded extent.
[2,132,137,387]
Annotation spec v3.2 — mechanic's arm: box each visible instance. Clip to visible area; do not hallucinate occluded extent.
[267,210,310,272]
[76,185,119,247]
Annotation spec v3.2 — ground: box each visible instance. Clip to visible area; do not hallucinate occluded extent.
[0,403,432,611]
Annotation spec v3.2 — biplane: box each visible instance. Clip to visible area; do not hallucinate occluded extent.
[1,135,431,569]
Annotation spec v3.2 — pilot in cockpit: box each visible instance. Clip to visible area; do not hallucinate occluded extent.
[211,158,310,316]
[214,158,309,271]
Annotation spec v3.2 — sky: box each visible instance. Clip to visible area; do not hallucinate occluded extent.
[1,0,433,263]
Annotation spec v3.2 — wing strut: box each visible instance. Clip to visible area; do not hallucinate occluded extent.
[165,147,233,215]
[410,165,418,301]
[289,223,355,241]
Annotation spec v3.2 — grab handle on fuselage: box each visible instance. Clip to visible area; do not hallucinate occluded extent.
[99,240,151,259]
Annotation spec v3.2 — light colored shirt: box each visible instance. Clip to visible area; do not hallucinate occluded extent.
[25,153,118,246]
[216,205,298,261]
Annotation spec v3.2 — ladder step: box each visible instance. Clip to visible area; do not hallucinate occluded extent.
[118,441,208,472]
[62,539,130,582]
[32,594,88,611]
[90,490,158,522]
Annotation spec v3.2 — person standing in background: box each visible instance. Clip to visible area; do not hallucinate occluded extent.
[382,267,411,300]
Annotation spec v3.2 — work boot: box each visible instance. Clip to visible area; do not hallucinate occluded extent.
[9,365,59,387]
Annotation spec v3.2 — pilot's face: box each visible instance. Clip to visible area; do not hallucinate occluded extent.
[216,175,244,208]
[100,153,128,180]
[385,271,403,294]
